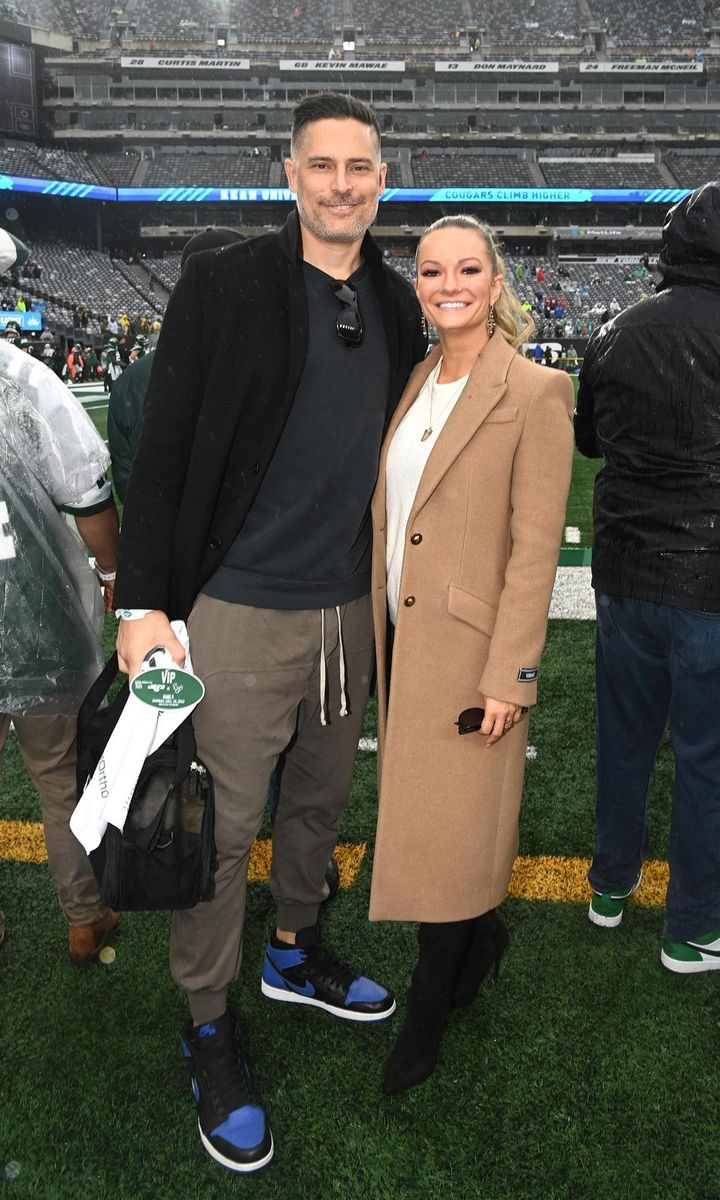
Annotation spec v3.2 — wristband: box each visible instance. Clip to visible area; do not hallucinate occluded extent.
[115,608,153,621]
[95,567,117,582]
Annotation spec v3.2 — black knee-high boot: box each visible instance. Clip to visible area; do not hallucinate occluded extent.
[382,920,473,1096]
[452,909,509,1009]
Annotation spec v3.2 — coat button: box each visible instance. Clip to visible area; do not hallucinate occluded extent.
[404,595,416,607]
[410,533,422,545]
[209,537,222,550]
[253,462,260,475]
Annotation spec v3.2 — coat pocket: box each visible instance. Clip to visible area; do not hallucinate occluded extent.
[447,583,498,638]
[483,406,519,425]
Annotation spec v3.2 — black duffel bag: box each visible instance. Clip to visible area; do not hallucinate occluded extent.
[76,653,215,911]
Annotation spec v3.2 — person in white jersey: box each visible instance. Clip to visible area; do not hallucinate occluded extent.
[367,215,575,1094]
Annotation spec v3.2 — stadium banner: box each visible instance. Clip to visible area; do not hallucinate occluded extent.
[0,310,42,331]
[117,185,693,203]
[578,61,703,73]
[436,61,559,73]
[279,60,405,72]
[0,173,115,200]
[120,57,251,69]
[0,177,693,205]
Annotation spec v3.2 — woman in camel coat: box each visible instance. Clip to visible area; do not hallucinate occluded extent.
[370,215,574,1094]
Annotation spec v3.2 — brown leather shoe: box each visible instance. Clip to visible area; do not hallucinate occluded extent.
[68,909,120,966]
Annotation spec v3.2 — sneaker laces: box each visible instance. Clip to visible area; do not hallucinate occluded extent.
[193,1027,255,1118]
[303,943,357,993]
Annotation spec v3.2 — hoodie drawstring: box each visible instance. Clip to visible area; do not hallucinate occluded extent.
[319,606,348,727]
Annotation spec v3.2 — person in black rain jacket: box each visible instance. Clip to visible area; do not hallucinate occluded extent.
[575,180,720,975]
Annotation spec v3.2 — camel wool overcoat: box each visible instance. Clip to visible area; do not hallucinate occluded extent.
[369,333,574,923]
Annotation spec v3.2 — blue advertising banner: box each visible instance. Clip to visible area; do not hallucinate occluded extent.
[0,173,116,200]
[0,174,693,206]
[0,310,43,330]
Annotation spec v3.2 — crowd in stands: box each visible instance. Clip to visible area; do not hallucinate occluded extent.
[481,0,582,46]
[386,248,655,344]
[599,0,705,46]
[0,0,715,44]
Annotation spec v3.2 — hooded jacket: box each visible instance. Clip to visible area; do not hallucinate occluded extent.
[115,210,427,620]
[574,182,720,611]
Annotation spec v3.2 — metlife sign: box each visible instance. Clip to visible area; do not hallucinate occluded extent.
[436,61,559,73]
[579,61,703,73]
[279,60,405,72]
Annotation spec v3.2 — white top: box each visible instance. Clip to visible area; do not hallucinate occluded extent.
[385,359,469,625]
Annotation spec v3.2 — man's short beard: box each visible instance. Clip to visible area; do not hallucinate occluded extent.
[297,197,379,244]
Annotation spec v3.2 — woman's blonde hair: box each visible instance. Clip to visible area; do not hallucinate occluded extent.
[416,214,535,349]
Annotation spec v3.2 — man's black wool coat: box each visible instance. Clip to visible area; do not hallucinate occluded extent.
[115,210,428,620]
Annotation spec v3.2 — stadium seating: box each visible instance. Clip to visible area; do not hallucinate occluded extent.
[142,151,272,188]
[539,158,668,188]
[0,239,162,333]
[482,0,582,46]
[143,252,182,293]
[412,152,536,188]
[0,142,100,183]
[359,0,461,44]
[591,0,705,46]
[91,151,141,187]
[665,152,720,187]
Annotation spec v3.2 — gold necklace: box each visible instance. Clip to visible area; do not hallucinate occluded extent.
[421,359,468,442]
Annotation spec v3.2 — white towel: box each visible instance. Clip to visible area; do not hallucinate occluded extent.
[69,623,203,855]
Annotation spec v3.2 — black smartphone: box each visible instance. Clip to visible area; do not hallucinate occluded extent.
[455,707,485,735]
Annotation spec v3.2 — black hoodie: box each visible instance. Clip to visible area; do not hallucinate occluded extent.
[575,181,720,611]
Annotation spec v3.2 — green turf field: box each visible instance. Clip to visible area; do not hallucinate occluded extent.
[4,378,708,1200]
[1,619,718,1200]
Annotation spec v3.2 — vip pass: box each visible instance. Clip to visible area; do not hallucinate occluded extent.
[131,665,205,710]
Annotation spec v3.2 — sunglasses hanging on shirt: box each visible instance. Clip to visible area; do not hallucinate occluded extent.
[330,279,364,348]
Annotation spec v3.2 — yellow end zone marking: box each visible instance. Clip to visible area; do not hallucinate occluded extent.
[247,839,366,889]
[0,823,668,906]
[509,854,669,908]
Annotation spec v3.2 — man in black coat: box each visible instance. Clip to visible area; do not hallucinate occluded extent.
[114,93,426,1173]
[575,180,720,976]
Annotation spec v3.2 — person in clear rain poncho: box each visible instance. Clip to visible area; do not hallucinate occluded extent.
[0,228,121,964]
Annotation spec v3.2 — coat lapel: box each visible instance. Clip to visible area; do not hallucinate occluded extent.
[410,333,517,519]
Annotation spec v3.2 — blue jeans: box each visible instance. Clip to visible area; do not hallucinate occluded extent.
[590,592,720,940]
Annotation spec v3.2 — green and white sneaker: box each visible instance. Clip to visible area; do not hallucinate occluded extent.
[661,929,720,974]
[588,872,642,928]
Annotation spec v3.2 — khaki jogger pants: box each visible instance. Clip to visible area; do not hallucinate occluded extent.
[172,592,374,1023]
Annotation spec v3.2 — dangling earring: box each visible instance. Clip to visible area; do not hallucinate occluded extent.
[487,302,496,339]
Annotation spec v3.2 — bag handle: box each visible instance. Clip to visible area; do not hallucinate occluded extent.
[76,653,122,741]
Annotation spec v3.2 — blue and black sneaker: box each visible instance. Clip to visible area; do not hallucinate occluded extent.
[261,923,396,1022]
[180,1012,273,1173]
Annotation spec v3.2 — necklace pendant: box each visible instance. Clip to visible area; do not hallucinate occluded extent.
[421,427,432,442]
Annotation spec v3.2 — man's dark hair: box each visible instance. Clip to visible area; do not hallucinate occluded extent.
[290,92,381,156]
